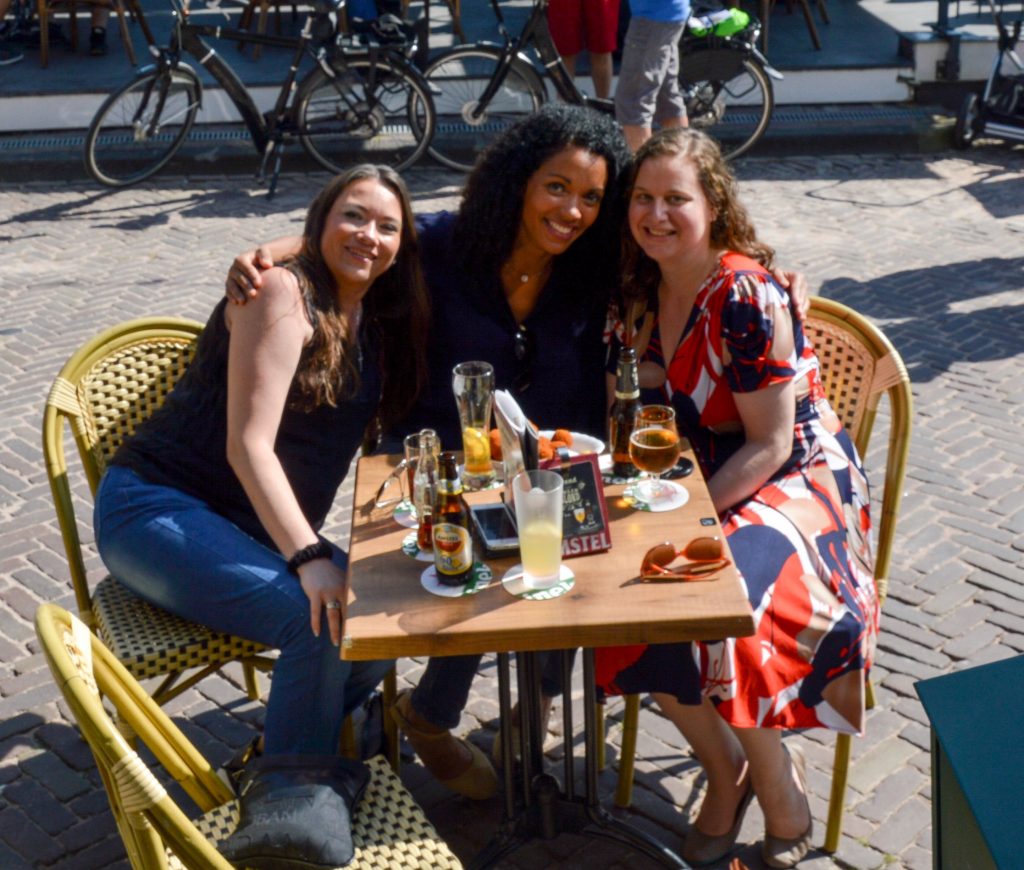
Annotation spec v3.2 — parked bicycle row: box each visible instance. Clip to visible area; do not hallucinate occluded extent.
[84,0,782,192]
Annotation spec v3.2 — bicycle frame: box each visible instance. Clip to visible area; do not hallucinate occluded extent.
[152,0,328,157]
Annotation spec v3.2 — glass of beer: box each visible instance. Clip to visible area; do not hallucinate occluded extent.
[512,469,564,590]
[452,361,496,490]
[629,405,683,506]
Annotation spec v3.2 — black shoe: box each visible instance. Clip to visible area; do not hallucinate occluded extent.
[89,26,107,56]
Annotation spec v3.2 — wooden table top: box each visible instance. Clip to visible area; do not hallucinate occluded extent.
[341,451,755,661]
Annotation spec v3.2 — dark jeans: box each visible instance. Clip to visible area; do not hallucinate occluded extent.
[410,649,576,729]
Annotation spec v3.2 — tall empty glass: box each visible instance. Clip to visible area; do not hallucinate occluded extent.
[452,361,496,490]
[512,469,564,590]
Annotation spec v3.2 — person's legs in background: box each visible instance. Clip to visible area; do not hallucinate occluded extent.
[88,0,109,55]
[547,0,619,101]
[582,0,619,100]
[652,23,688,133]
[0,0,24,65]
[615,15,688,151]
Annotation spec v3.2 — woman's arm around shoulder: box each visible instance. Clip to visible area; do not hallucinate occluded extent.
[225,235,304,303]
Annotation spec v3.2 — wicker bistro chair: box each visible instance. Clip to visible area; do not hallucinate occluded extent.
[35,603,461,870]
[608,296,913,854]
[42,317,275,711]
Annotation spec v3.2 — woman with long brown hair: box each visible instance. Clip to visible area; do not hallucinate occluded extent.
[94,166,430,769]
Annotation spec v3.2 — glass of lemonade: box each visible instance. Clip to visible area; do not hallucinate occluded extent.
[452,361,496,489]
[512,469,564,590]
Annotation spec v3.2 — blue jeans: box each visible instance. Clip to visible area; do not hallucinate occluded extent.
[94,466,393,756]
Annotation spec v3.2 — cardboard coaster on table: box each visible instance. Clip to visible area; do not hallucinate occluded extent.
[393,499,417,528]
[623,480,690,513]
[420,562,496,597]
[501,564,576,600]
[401,532,434,562]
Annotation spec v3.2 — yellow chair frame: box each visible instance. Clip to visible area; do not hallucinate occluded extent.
[43,317,275,710]
[35,602,460,869]
[610,296,913,854]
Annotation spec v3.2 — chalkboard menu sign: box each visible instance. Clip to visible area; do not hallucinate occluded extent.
[541,451,611,557]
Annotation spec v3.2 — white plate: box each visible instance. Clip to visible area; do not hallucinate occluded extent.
[538,430,605,456]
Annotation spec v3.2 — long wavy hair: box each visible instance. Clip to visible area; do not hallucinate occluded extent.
[286,165,429,430]
[453,104,632,309]
[620,128,775,308]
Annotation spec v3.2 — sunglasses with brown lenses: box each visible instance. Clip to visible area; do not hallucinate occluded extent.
[640,536,732,582]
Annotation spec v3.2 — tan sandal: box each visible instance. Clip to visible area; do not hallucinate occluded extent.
[390,689,498,800]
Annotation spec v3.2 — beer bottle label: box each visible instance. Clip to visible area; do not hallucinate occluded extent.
[433,524,472,576]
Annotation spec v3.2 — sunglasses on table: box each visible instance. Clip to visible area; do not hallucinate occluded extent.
[640,537,732,582]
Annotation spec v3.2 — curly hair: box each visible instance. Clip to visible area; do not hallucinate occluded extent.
[453,104,632,306]
[620,128,774,308]
[286,165,430,430]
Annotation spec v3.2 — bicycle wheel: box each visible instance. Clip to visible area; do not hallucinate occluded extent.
[85,69,201,187]
[679,49,773,160]
[424,46,546,173]
[297,54,435,173]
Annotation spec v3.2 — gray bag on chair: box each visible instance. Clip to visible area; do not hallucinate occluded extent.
[220,754,370,870]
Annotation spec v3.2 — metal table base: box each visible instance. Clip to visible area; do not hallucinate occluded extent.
[469,649,691,870]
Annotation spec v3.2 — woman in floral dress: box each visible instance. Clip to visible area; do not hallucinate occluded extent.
[599,128,877,868]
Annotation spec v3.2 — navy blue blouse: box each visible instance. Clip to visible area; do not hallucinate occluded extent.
[396,211,608,448]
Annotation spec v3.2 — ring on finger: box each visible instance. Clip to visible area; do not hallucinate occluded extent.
[325,600,341,610]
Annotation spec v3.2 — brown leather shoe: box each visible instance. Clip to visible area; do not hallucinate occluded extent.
[682,778,754,867]
[390,689,498,800]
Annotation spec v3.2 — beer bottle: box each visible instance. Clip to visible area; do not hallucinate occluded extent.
[432,452,473,586]
[609,347,642,478]
[413,429,439,552]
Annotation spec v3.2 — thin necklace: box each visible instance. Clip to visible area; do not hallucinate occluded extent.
[505,259,551,288]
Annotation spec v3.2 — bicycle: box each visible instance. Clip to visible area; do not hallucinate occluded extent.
[953,0,1024,148]
[84,0,436,194]
[422,0,782,173]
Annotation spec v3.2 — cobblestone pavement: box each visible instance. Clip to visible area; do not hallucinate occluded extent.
[2,145,1023,870]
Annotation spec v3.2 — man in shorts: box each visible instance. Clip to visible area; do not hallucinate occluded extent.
[615,0,690,152]
[547,0,619,100]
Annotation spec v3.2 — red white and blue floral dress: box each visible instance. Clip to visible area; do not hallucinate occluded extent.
[597,253,878,734]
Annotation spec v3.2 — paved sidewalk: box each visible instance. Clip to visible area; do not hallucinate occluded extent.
[1,145,1023,869]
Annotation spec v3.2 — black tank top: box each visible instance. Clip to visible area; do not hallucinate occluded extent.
[111,297,380,549]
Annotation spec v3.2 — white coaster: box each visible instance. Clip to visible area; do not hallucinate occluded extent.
[393,499,418,528]
[623,480,690,512]
[501,564,576,600]
[401,532,434,562]
[420,562,496,597]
